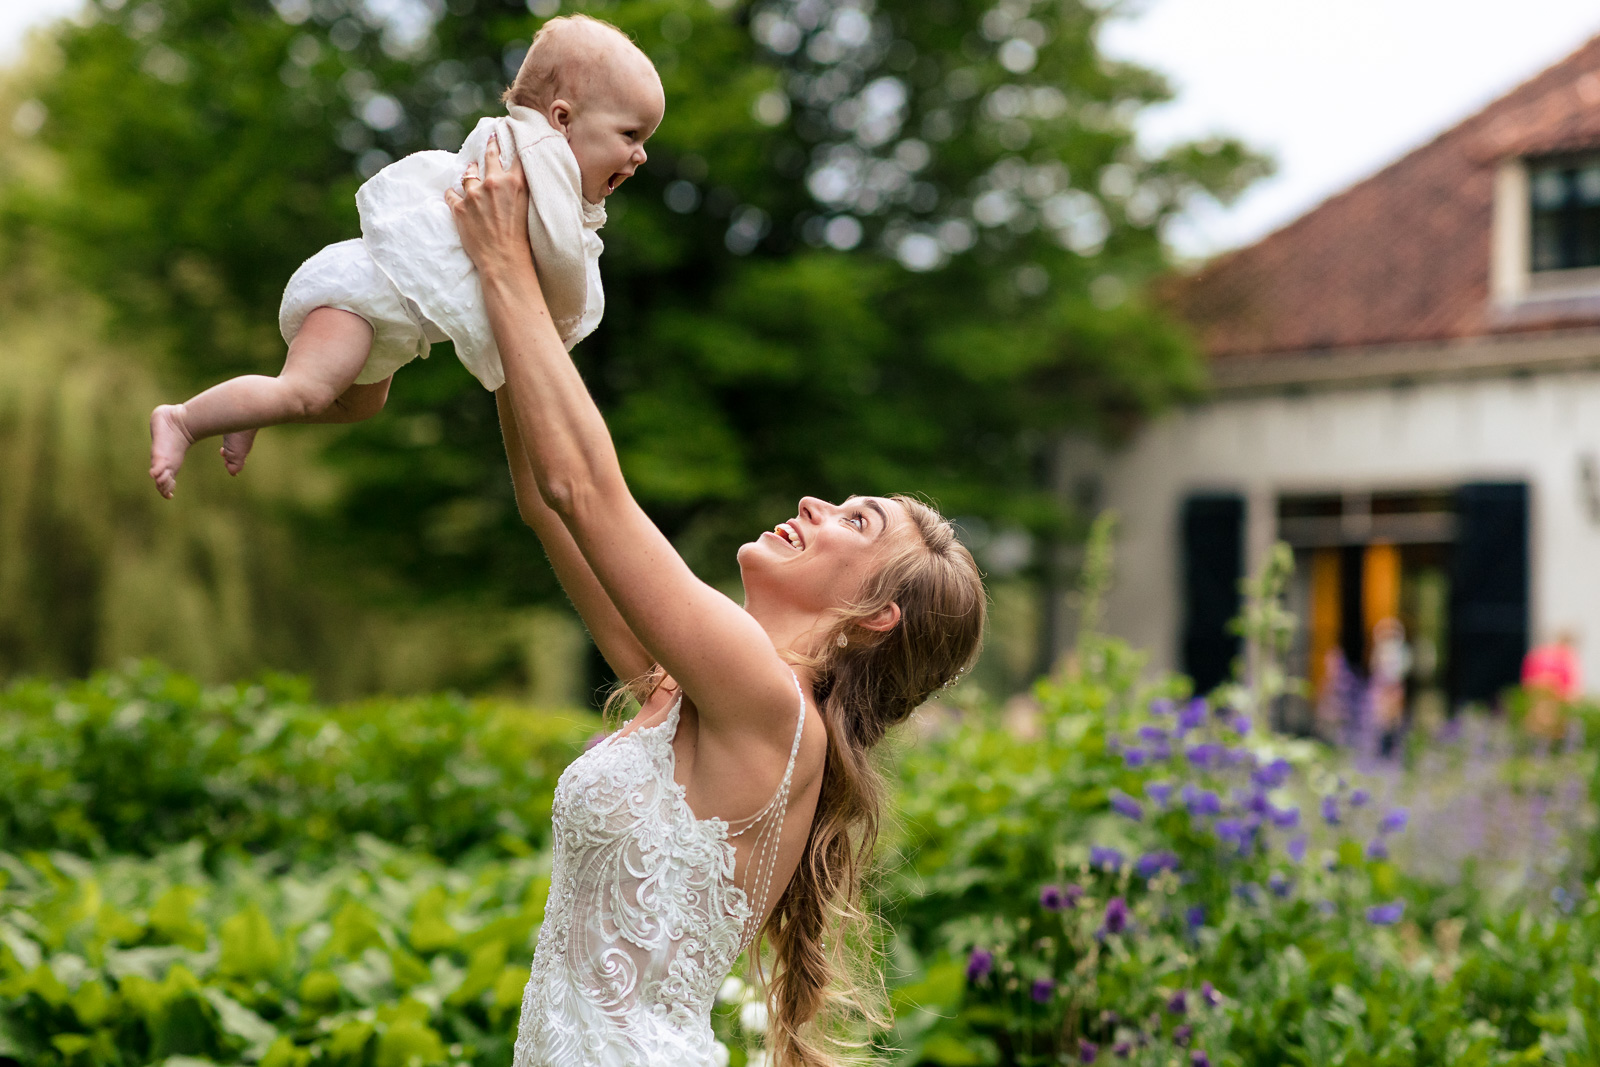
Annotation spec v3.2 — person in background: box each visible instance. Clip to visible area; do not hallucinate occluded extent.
[1522,629,1582,741]
[1368,616,1410,757]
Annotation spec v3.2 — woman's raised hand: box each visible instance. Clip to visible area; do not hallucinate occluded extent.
[446,132,533,274]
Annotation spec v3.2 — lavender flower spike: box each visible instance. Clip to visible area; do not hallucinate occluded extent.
[1090,845,1124,871]
[1191,1052,1211,1067]
[1110,790,1144,821]
[1177,698,1208,731]
[1365,838,1389,861]
[1031,978,1055,1003]
[1103,896,1129,934]
[1320,795,1340,826]
[1135,850,1180,878]
[1079,1039,1099,1063]
[1378,808,1409,834]
[1144,781,1174,805]
[965,948,993,982]
[1366,901,1405,925]
[1286,834,1308,862]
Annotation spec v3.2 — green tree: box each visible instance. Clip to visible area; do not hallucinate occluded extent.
[4,0,1265,673]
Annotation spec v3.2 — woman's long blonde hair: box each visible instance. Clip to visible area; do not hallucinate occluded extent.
[763,495,986,1065]
[610,496,986,1065]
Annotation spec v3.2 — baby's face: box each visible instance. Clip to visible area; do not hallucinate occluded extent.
[557,66,665,205]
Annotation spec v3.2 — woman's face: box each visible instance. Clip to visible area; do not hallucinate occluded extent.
[738,495,911,615]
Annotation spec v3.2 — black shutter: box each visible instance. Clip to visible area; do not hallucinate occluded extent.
[1450,482,1530,705]
[1181,493,1245,694]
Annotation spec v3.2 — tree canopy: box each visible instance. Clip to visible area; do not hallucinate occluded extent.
[4,0,1265,618]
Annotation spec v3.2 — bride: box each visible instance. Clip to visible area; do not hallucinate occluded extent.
[448,138,986,1067]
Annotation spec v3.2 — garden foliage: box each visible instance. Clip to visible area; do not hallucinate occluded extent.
[0,665,592,862]
[4,544,1600,1064]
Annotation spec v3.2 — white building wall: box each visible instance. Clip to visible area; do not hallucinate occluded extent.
[1096,369,1600,693]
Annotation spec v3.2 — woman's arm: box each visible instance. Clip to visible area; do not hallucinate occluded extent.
[496,389,653,683]
[450,141,797,736]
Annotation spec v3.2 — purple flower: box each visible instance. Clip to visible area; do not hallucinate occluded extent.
[1367,901,1405,925]
[1215,817,1246,845]
[1201,980,1221,1006]
[1103,896,1129,934]
[1191,1052,1211,1067]
[1228,712,1252,736]
[1090,845,1124,871]
[1378,808,1409,834]
[1173,1024,1192,1046]
[1320,795,1340,826]
[1031,978,1055,1003]
[1253,757,1292,788]
[1365,838,1389,861]
[1139,725,1169,745]
[1349,788,1371,808]
[1144,781,1174,805]
[1268,871,1293,897]
[1122,747,1148,768]
[1184,788,1222,817]
[1238,787,1270,815]
[1112,1041,1132,1059]
[1185,743,1219,768]
[1268,803,1300,829]
[1150,698,1175,717]
[1185,904,1206,932]
[1177,699,1208,730]
[1110,791,1144,821]
[965,948,993,982]
[1220,746,1250,767]
[1135,850,1180,878]
[1286,834,1308,862]
[1234,881,1262,904]
[1149,738,1173,761]
[1041,883,1083,911]
[1079,1039,1099,1063]
[1167,989,1188,1015]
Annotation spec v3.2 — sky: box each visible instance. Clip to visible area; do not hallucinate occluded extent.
[5,0,1600,257]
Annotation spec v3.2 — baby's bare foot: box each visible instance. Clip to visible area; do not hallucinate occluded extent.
[149,404,195,499]
[220,429,258,476]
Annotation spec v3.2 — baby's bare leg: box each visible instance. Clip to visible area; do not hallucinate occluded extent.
[220,376,393,474]
[149,307,375,498]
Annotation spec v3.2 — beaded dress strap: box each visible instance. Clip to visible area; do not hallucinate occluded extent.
[726,672,807,950]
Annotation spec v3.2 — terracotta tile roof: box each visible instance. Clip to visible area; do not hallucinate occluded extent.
[1170,32,1600,360]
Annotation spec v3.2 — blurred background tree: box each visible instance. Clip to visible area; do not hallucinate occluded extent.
[0,0,1266,697]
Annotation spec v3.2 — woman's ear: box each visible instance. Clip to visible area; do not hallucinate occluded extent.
[860,602,901,633]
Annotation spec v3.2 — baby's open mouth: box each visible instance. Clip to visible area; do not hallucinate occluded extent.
[606,172,626,194]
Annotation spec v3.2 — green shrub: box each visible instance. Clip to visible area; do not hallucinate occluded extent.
[0,839,545,1066]
[0,663,596,862]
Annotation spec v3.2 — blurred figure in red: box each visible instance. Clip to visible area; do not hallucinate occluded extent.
[1522,630,1581,739]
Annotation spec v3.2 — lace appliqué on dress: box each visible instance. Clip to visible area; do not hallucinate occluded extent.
[512,675,806,1067]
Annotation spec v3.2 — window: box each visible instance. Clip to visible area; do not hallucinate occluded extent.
[1529,155,1600,272]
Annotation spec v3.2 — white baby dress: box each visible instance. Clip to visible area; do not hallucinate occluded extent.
[278,105,605,392]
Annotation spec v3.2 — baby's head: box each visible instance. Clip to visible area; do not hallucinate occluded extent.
[504,15,665,204]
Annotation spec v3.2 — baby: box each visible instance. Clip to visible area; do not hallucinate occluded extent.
[149,15,665,498]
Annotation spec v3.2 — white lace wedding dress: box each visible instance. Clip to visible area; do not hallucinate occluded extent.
[511,676,807,1067]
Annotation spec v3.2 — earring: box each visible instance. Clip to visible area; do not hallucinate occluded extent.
[836,633,848,649]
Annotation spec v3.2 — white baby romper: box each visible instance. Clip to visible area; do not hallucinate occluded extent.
[277,105,605,391]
